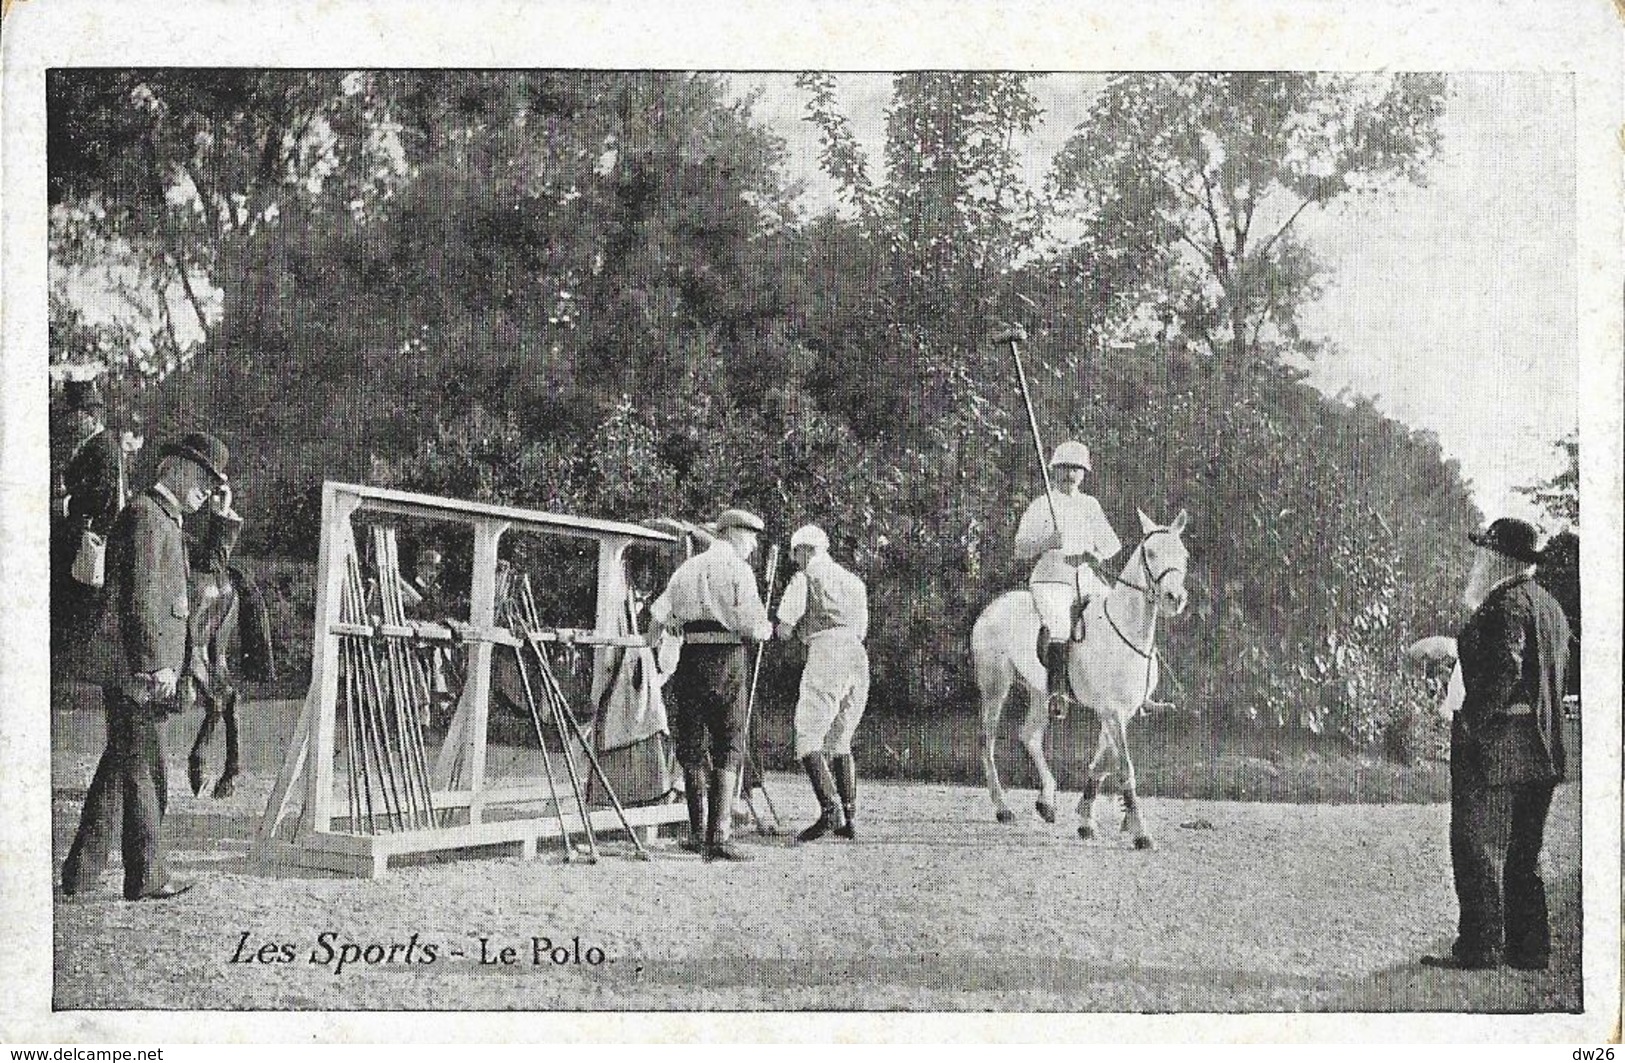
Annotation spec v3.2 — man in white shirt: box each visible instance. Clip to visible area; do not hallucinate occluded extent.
[1013,439,1122,718]
[648,507,772,861]
[776,524,870,842]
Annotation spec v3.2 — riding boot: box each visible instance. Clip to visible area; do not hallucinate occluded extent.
[705,767,752,862]
[680,768,708,853]
[831,753,858,839]
[1045,641,1071,720]
[797,753,842,842]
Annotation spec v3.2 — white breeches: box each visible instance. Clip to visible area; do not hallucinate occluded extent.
[1030,566,1106,642]
[793,632,870,758]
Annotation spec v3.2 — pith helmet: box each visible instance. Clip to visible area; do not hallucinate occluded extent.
[716,508,765,533]
[790,524,829,551]
[1049,440,1092,471]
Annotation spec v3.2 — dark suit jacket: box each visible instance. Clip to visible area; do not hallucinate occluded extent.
[76,489,191,690]
[62,428,125,536]
[1453,574,1570,786]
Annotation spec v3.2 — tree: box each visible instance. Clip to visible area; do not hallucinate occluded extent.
[48,69,407,376]
[1517,430,1579,529]
[1052,73,1447,374]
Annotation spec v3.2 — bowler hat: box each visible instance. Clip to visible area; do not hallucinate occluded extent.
[1469,517,1543,564]
[64,379,105,413]
[161,431,230,484]
[716,508,765,533]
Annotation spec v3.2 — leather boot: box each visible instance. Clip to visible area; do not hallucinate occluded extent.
[705,766,752,862]
[797,753,842,842]
[680,768,708,853]
[831,753,858,839]
[1045,641,1071,720]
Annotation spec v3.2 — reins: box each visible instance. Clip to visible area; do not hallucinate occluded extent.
[1101,528,1183,671]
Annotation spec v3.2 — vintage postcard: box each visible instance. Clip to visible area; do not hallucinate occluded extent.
[2,0,1620,1046]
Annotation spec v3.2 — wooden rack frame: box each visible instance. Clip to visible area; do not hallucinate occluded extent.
[254,481,682,876]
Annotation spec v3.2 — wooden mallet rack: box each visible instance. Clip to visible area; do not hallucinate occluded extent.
[254,481,683,877]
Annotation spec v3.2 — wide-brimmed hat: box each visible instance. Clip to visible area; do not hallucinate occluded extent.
[160,431,230,484]
[1469,517,1542,564]
[64,379,105,413]
[716,507,764,533]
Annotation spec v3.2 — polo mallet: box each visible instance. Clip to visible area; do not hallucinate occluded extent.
[737,543,783,835]
[527,641,653,861]
[516,578,599,863]
[994,323,1060,535]
[500,612,576,863]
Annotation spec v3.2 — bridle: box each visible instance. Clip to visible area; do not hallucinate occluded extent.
[1102,528,1185,662]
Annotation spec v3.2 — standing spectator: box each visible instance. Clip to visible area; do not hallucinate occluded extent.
[775,524,870,842]
[52,378,126,642]
[60,432,230,900]
[1423,517,1570,970]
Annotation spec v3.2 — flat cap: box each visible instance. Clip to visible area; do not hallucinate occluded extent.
[716,507,764,533]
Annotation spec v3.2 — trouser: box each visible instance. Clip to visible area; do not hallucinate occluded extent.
[792,633,870,758]
[62,688,174,899]
[1448,770,1557,963]
[668,642,748,772]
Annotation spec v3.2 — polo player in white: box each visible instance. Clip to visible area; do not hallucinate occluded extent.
[1013,440,1122,718]
[776,524,870,842]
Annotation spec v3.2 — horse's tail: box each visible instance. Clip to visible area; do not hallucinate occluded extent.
[229,565,278,683]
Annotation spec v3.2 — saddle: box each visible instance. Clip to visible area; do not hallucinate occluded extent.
[1033,595,1090,659]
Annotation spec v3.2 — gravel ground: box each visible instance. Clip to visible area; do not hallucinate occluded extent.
[51,701,1581,1013]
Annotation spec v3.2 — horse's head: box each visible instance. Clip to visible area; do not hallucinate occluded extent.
[1132,509,1190,617]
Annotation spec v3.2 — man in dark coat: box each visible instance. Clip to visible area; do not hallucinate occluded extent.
[61,432,230,901]
[1423,517,1570,971]
[51,379,126,642]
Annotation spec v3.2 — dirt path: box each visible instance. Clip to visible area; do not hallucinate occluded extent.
[51,701,1581,1012]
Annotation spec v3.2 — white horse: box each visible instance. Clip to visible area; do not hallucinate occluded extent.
[970,509,1190,849]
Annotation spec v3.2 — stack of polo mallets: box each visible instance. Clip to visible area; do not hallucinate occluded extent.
[497,570,651,863]
[336,526,438,834]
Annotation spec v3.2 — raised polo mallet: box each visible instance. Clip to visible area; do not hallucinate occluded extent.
[994,323,1061,537]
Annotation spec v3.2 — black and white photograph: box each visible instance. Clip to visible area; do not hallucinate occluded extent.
[2,0,1620,1046]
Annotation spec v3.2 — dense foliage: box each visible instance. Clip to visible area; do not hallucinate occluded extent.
[50,70,1498,751]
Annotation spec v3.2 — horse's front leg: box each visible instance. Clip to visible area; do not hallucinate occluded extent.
[1108,709,1154,850]
[213,685,240,799]
[188,691,217,797]
[979,671,1017,825]
[1075,721,1115,840]
[1018,685,1059,823]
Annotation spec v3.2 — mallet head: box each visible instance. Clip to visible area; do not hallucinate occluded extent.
[992,324,1028,345]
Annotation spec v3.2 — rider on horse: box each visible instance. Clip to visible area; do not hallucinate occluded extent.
[1013,439,1122,719]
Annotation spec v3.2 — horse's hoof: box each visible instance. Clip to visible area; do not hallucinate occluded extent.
[212,777,236,800]
[1035,800,1057,824]
[1133,836,1156,851]
[187,763,205,797]
[1078,824,1095,840]
[996,809,1017,825]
